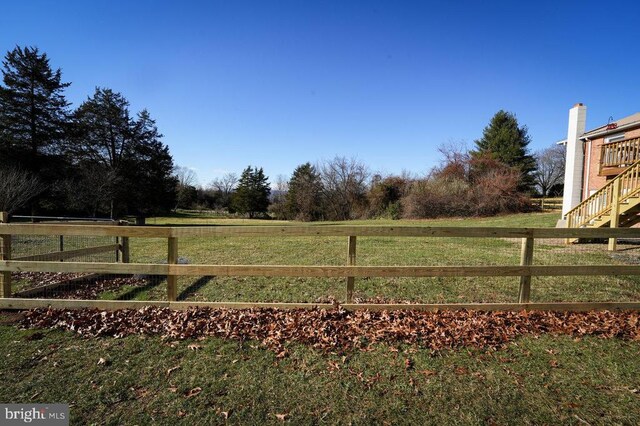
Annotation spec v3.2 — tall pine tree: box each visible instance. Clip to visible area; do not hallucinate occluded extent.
[0,46,70,169]
[232,166,271,218]
[285,162,323,221]
[471,110,537,192]
[71,88,176,218]
[121,110,177,217]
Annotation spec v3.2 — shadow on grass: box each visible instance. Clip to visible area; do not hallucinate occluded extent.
[115,276,166,301]
[178,276,214,301]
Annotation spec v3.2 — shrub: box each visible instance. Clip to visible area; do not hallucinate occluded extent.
[471,167,530,216]
[400,155,531,219]
[367,175,408,218]
[0,167,45,214]
[402,176,470,218]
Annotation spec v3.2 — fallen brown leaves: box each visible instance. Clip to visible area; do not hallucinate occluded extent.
[19,307,640,355]
[13,272,150,300]
[185,387,202,398]
[48,277,149,300]
[12,272,90,293]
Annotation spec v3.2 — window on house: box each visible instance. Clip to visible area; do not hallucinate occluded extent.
[604,133,634,168]
[605,133,625,143]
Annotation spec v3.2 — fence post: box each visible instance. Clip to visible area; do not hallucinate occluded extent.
[564,214,573,245]
[59,235,64,262]
[346,236,356,303]
[608,179,621,251]
[122,237,130,263]
[167,237,178,301]
[119,220,130,263]
[518,237,534,303]
[0,212,11,298]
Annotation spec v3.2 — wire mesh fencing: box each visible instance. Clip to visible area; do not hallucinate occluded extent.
[10,232,123,297]
[2,223,640,308]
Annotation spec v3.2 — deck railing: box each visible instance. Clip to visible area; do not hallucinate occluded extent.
[600,137,640,172]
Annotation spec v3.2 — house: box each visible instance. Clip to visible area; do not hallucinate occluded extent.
[560,103,640,236]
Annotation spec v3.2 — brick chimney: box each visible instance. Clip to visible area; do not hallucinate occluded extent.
[561,103,587,218]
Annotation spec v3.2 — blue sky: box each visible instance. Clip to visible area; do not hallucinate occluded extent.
[2,0,640,186]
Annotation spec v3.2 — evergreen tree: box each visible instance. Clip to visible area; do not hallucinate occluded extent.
[72,88,176,217]
[471,110,537,192]
[285,162,323,221]
[232,166,271,218]
[0,46,70,169]
[71,88,134,170]
[120,110,177,217]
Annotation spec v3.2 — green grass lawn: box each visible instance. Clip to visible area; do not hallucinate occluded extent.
[12,211,640,304]
[115,212,640,304]
[1,319,638,425]
[3,212,640,424]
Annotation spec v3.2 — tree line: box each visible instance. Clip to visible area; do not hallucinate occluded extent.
[0,46,176,217]
[1,46,564,220]
[180,123,564,221]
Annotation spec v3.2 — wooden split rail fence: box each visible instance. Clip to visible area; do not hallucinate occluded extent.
[531,198,562,211]
[1,215,640,311]
[0,212,130,298]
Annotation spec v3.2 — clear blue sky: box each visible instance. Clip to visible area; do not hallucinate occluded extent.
[2,0,640,186]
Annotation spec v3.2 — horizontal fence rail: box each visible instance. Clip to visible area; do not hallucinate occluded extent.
[3,261,640,278]
[5,223,640,238]
[1,218,640,312]
[531,198,562,211]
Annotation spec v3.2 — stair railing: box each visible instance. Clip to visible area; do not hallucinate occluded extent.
[566,160,640,228]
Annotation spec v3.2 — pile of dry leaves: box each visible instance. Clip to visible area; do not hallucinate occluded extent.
[20,307,640,355]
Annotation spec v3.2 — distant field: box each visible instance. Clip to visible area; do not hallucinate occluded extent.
[144,210,561,227]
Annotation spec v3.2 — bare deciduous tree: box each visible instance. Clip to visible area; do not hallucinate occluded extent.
[533,144,565,197]
[319,156,370,220]
[173,166,199,210]
[438,140,470,166]
[268,173,289,218]
[274,174,289,193]
[0,167,46,214]
[208,172,238,210]
[62,165,118,217]
[174,166,198,188]
[209,172,238,195]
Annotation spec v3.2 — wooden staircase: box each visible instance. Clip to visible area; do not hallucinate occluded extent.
[565,160,640,248]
